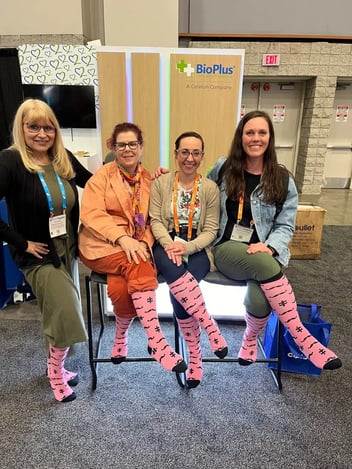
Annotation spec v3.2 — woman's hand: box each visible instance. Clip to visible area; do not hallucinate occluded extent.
[26,241,49,259]
[247,242,273,256]
[151,166,170,180]
[165,241,186,266]
[117,236,150,263]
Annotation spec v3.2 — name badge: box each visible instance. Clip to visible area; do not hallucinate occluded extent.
[49,214,67,238]
[230,224,253,243]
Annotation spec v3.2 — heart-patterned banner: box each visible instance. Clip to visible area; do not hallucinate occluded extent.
[18,44,98,87]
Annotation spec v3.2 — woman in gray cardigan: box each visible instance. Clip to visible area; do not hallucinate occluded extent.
[150,131,228,389]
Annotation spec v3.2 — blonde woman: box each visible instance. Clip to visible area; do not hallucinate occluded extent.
[0,99,91,403]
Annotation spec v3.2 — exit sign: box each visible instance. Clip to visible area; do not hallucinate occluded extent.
[262,54,280,66]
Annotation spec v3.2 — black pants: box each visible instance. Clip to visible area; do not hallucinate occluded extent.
[153,233,210,319]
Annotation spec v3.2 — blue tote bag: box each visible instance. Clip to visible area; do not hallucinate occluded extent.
[263,304,332,376]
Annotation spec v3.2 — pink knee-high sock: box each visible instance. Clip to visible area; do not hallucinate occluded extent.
[47,345,76,402]
[111,316,134,364]
[238,312,270,365]
[260,275,342,370]
[131,290,187,373]
[177,317,203,388]
[169,272,228,359]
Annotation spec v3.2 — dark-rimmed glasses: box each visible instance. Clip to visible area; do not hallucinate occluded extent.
[114,141,140,151]
[176,149,204,159]
[25,123,56,134]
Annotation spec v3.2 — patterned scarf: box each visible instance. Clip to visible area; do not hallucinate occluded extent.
[118,163,145,240]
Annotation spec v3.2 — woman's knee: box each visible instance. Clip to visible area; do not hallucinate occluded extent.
[153,246,187,283]
[187,252,210,282]
[214,242,281,281]
[126,262,158,293]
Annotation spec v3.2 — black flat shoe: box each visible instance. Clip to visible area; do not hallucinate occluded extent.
[67,374,79,386]
[214,346,228,359]
[238,357,254,366]
[60,392,77,403]
[323,357,342,370]
[172,359,187,373]
[111,356,126,365]
[186,379,201,389]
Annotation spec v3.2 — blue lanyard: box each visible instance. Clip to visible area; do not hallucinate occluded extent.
[38,170,67,215]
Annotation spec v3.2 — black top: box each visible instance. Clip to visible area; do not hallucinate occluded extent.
[222,170,261,244]
[0,148,92,268]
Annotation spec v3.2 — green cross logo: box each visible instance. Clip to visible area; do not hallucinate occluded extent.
[176,59,195,77]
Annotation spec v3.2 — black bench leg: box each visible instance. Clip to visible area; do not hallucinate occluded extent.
[267,320,283,391]
[85,275,107,390]
[274,321,283,390]
[85,275,98,390]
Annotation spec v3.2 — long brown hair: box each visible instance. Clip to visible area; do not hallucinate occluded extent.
[223,110,290,204]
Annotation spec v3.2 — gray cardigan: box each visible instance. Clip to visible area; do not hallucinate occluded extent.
[149,172,220,271]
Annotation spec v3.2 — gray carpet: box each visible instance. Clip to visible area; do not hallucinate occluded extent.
[0,226,351,469]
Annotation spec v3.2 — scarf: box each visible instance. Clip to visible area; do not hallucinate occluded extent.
[118,163,145,240]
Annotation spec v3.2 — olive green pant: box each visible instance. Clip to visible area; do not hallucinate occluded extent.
[213,241,282,318]
[22,261,88,354]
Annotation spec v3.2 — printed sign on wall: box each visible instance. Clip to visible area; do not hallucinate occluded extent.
[336,105,349,122]
[169,51,244,172]
[273,104,286,122]
[94,47,244,171]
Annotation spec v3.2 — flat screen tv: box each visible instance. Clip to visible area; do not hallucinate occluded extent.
[22,84,97,129]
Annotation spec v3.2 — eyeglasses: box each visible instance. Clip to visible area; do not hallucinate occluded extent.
[176,149,204,159]
[113,141,140,151]
[25,124,56,134]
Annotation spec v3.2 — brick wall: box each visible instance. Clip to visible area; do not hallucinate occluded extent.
[191,40,352,194]
[0,35,85,48]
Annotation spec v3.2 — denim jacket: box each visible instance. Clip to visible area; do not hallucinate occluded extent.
[207,157,298,267]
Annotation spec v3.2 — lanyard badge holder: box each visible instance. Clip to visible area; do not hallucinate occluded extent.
[230,194,254,243]
[172,173,200,262]
[38,171,67,238]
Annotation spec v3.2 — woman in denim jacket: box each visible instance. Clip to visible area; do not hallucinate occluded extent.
[207,110,341,371]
